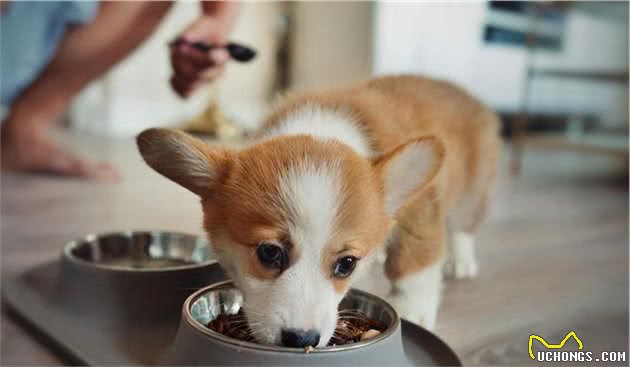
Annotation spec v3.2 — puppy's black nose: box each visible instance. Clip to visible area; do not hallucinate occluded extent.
[281,328,320,348]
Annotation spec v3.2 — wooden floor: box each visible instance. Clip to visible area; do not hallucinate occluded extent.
[1,131,628,365]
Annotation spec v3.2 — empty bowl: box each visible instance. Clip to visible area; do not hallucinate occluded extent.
[56,231,224,323]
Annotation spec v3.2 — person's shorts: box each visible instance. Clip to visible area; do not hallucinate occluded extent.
[0,1,99,121]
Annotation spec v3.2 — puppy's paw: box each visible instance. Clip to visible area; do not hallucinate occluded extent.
[416,308,438,331]
[445,232,479,279]
[454,254,478,279]
[388,292,438,331]
[387,293,439,331]
[387,292,412,320]
[388,263,442,331]
[444,254,478,279]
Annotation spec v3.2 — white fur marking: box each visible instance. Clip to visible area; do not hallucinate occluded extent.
[262,162,344,345]
[388,261,443,330]
[382,141,434,215]
[218,154,350,346]
[450,232,478,279]
[279,162,342,248]
[261,105,372,157]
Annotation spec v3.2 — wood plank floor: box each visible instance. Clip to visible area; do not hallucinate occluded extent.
[2,131,628,365]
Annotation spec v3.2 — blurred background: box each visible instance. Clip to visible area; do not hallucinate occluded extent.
[70,1,628,165]
[2,1,628,366]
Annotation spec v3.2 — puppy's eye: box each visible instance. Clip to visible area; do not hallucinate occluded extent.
[256,241,287,270]
[333,256,358,278]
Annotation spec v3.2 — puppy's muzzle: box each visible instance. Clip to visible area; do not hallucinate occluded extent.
[281,328,321,347]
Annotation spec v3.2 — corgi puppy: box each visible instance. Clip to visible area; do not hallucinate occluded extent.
[137,75,499,347]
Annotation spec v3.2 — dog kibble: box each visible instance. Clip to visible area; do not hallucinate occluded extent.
[328,315,384,346]
[206,310,385,348]
[360,329,381,341]
[206,311,255,342]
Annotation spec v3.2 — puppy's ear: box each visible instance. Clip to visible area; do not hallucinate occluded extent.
[372,136,444,215]
[136,128,229,196]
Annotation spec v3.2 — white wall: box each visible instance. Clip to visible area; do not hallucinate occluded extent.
[374,2,487,90]
[289,2,373,91]
[373,2,629,126]
[217,2,285,131]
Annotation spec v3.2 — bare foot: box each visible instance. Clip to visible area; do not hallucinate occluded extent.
[1,123,120,181]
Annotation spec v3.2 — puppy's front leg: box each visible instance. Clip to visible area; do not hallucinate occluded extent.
[385,193,446,331]
[387,253,444,330]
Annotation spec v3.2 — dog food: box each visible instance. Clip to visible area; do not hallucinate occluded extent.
[206,310,385,349]
[360,329,381,341]
[206,311,255,342]
[328,316,384,345]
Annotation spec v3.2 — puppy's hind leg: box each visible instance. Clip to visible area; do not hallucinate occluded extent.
[385,192,446,331]
[448,231,478,279]
[444,191,490,279]
[445,124,498,280]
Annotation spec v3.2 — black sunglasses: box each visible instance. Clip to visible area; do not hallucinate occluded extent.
[170,38,257,63]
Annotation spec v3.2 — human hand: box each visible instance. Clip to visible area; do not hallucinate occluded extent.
[169,16,231,98]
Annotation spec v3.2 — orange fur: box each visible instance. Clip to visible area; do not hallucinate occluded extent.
[138,74,499,288]
[261,75,500,280]
[197,136,391,289]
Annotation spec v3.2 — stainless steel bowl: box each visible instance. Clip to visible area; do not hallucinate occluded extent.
[162,281,410,366]
[64,231,214,271]
[57,231,225,323]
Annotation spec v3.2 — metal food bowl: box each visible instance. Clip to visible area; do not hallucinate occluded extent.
[57,231,224,323]
[162,281,411,366]
[4,232,460,365]
[64,231,213,270]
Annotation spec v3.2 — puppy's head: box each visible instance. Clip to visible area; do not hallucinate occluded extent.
[137,128,443,347]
